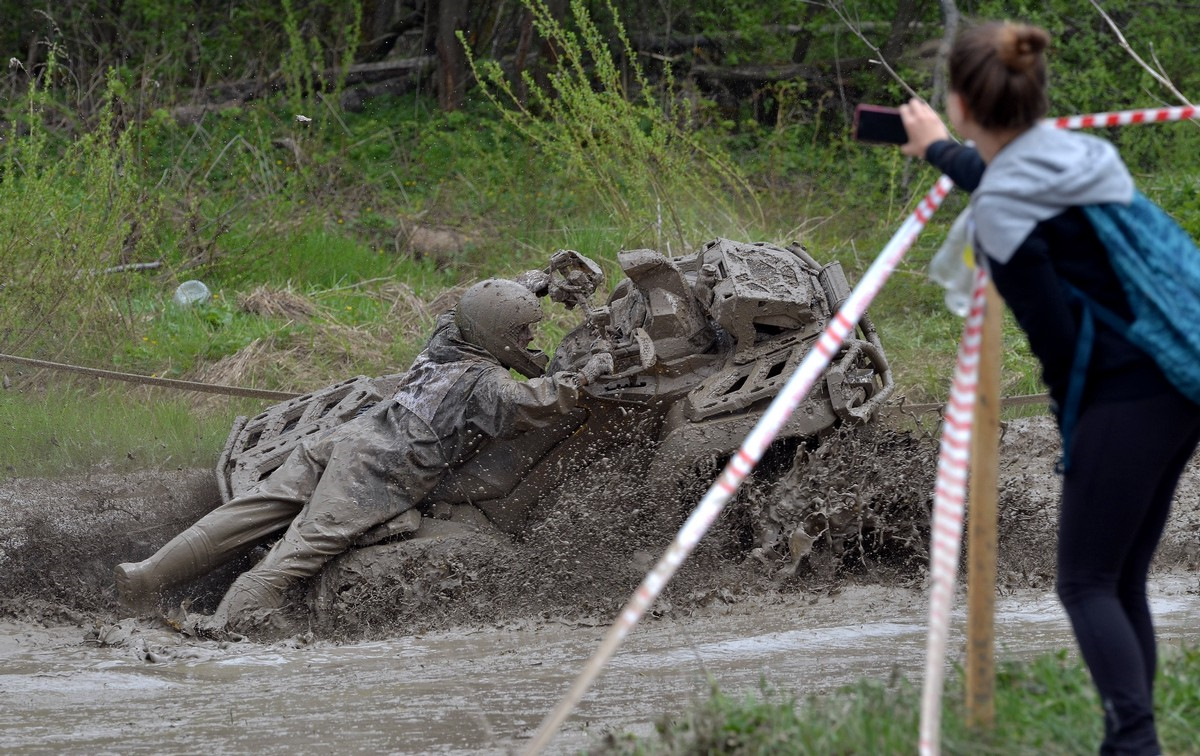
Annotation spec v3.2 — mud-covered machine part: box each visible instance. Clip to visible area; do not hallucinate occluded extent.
[217,375,405,505]
[216,238,895,517]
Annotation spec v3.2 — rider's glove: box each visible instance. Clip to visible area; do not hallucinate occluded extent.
[514,269,551,297]
[579,352,615,385]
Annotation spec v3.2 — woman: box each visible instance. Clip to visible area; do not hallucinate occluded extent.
[899,21,1200,755]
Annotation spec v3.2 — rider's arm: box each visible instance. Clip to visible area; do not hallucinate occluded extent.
[468,367,585,440]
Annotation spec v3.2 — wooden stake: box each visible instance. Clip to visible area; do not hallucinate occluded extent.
[966,281,1002,730]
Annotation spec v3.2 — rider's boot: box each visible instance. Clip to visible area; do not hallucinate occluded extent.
[114,522,255,616]
[202,514,346,633]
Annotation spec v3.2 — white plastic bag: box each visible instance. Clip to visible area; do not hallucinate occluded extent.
[928,209,976,316]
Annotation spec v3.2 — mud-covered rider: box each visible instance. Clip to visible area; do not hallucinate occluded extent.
[115,277,614,635]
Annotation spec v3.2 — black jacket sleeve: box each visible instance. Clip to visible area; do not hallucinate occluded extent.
[920,139,1172,408]
[925,141,985,191]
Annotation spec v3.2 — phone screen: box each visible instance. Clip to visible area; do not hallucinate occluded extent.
[853,104,908,145]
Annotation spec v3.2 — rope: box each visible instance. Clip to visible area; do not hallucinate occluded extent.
[882,392,1048,416]
[0,352,302,401]
[0,350,1050,412]
[919,269,987,756]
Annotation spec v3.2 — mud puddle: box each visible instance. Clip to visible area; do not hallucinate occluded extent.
[3,575,1198,755]
[3,415,1198,752]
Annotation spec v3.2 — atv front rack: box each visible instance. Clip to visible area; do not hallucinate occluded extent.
[216,374,404,504]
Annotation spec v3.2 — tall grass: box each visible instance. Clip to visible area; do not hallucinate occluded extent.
[0,63,157,360]
[8,3,1196,474]
[0,386,249,476]
[466,0,761,251]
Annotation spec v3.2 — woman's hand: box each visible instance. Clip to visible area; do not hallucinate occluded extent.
[899,98,950,159]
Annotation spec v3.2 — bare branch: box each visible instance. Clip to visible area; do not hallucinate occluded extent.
[930,0,960,110]
[833,26,849,120]
[1089,0,1194,107]
[825,0,922,101]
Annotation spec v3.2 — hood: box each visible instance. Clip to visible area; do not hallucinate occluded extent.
[971,123,1134,262]
[422,311,500,365]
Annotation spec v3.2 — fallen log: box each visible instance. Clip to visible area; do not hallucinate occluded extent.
[690,56,873,85]
[170,56,437,121]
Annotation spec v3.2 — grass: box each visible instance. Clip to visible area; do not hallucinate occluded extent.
[0,95,1057,477]
[0,80,966,477]
[2,58,1197,478]
[596,643,1200,755]
[0,385,251,477]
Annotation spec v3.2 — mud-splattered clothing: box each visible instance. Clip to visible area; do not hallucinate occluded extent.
[262,311,583,525]
[144,313,585,631]
[926,134,1200,756]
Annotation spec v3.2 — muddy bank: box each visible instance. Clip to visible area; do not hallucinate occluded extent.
[1,416,1198,638]
[0,469,241,616]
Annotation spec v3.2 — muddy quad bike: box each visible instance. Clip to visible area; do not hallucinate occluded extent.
[215,239,894,541]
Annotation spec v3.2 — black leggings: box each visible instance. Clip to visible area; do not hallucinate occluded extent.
[1057,389,1200,756]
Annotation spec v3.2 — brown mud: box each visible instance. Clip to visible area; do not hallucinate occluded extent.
[2,416,1198,635]
[2,415,1199,753]
[2,421,937,636]
[3,578,1199,754]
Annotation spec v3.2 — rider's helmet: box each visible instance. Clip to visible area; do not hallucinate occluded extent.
[455,279,549,378]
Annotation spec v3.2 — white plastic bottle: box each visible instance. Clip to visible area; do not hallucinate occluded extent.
[172,280,211,308]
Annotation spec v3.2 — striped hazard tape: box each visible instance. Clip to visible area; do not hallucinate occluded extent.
[524,101,1198,756]
[520,174,957,755]
[1052,104,1197,130]
[918,268,987,756]
[917,100,1198,755]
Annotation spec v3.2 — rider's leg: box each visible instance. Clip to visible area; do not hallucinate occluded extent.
[114,441,329,614]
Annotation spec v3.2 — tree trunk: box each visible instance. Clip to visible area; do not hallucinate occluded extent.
[471,0,508,57]
[880,0,928,64]
[436,0,470,110]
[361,0,397,49]
[531,0,569,93]
[790,4,824,64]
[513,8,535,104]
[361,1,425,62]
[421,0,439,55]
[931,0,960,109]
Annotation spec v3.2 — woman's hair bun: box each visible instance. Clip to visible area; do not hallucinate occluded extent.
[997,23,1049,72]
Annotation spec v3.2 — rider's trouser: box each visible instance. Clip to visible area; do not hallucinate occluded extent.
[115,438,330,613]
[116,401,436,623]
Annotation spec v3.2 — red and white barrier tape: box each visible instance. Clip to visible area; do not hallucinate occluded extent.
[526,101,1197,756]
[916,100,1198,754]
[1050,104,1196,130]
[918,268,988,756]
[519,175,956,755]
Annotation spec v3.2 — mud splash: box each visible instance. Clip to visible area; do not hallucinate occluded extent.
[3,416,1198,636]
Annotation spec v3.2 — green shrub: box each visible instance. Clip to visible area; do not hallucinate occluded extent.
[466,0,761,250]
[0,64,156,359]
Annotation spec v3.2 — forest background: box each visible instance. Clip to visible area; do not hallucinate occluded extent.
[1,0,1198,473]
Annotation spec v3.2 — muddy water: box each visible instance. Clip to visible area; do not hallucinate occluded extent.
[3,576,1198,755]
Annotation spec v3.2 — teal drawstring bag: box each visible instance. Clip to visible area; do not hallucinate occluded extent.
[1057,190,1200,471]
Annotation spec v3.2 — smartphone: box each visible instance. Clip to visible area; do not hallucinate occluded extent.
[853,104,908,145]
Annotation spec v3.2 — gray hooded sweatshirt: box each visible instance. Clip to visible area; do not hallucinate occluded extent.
[925,125,1170,410]
[971,123,1134,263]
